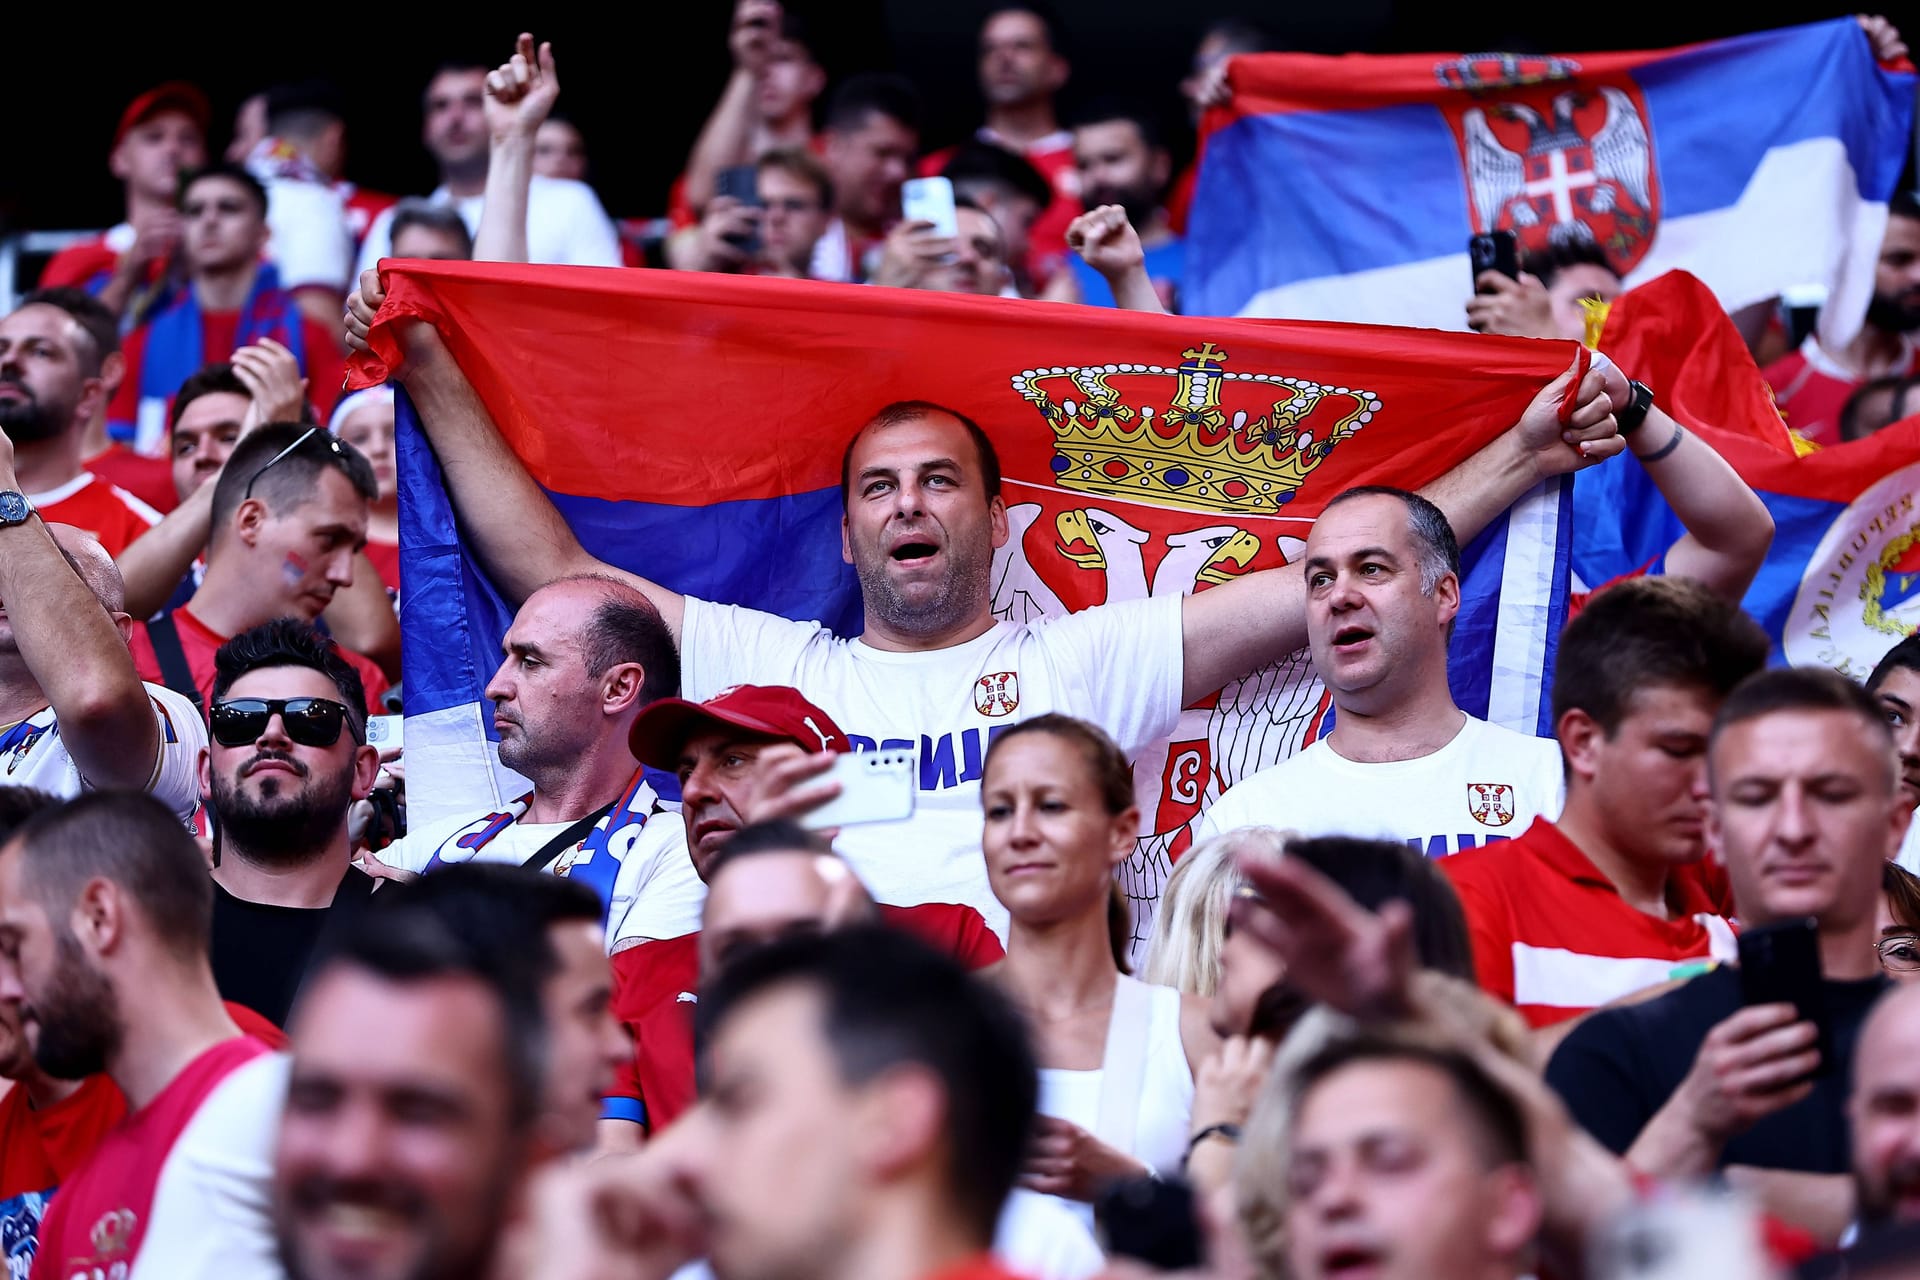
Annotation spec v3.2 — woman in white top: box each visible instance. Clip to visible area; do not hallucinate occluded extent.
[980,713,1219,1220]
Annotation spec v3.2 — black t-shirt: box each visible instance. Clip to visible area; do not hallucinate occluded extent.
[210,866,379,1028]
[1545,965,1889,1173]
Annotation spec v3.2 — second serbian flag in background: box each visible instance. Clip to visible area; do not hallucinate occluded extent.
[1187,18,1915,344]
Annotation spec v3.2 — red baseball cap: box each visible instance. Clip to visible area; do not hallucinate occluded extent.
[114,82,211,150]
[628,684,851,770]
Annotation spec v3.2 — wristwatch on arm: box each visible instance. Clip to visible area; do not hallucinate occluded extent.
[0,491,34,527]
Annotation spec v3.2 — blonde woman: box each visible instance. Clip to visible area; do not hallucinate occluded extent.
[1140,827,1291,996]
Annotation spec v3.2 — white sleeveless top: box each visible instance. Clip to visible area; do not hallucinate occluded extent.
[1036,974,1194,1229]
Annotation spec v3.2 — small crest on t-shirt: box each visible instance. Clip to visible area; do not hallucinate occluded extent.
[89,1207,138,1258]
[3,728,48,775]
[973,672,1020,718]
[1467,782,1516,827]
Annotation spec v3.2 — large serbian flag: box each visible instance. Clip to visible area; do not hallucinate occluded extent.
[1575,270,1920,675]
[356,264,1591,890]
[1188,18,1914,346]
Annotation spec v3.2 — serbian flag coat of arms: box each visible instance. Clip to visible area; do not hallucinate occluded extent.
[1188,18,1914,346]
[358,264,1662,939]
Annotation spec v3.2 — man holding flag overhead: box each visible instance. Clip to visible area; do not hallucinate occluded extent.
[348,261,1634,935]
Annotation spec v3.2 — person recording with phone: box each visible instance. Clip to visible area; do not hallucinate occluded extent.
[1547,667,1914,1187]
[668,149,834,280]
[978,714,1219,1228]
[873,183,1017,296]
[601,684,1004,1146]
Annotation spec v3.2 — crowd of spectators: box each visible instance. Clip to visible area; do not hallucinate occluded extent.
[0,4,1918,1280]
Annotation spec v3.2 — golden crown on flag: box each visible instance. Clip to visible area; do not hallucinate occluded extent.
[1011,343,1380,516]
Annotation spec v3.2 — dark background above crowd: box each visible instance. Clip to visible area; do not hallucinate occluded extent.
[6,0,1887,238]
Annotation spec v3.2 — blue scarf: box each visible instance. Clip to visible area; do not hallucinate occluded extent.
[122,265,307,443]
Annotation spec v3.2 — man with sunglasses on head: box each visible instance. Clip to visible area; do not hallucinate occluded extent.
[201,619,381,1027]
[129,422,389,714]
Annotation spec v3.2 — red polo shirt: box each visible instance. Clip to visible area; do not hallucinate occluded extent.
[1442,817,1738,1027]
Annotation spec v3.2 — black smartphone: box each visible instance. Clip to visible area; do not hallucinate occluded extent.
[1096,1174,1203,1271]
[715,164,764,256]
[1469,229,1520,291]
[1738,916,1830,1077]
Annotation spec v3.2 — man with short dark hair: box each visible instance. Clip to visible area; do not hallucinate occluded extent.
[814,73,924,283]
[387,198,475,260]
[0,792,286,1278]
[1044,102,1183,311]
[202,619,382,1026]
[943,142,1053,295]
[38,83,210,324]
[272,906,542,1280]
[374,863,630,1157]
[1198,485,1566,855]
[1283,1033,1543,1280]
[353,51,621,279]
[1548,667,1912,1177]
[677,0,827,218]
[244,80,357,328]
[1466,241,1624,343]
[0,787,125,1265]
[1445,577,1769,1033]
[109,163,347,454]
[1872,634,1920,872]
[128,422,390,710]
[873,198,1013,296]
[524,927,1042,1280]
[922,5,1081,288]
[24,286,177,514]
[0,294,163,554]
[375,575,700,945]
[671,146,832,279]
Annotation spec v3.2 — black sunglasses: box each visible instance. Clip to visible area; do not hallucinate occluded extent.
[210,697,362,748]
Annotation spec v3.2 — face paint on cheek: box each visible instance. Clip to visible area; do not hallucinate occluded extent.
[283,551,310,587]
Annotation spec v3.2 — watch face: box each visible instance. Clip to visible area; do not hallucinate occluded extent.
[0,492,28,524]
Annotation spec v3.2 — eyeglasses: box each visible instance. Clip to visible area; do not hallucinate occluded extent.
[210,697,362,749]
[242,426,347,502]
[1878,934,1920,972]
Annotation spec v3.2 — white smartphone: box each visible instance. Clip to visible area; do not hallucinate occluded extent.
[802,749,917,830]
[1587,1186,1769,1280]
[901,176,960,238]
[366,715,404,750]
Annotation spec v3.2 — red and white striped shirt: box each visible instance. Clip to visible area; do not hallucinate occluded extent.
[32,1036,287,1280]
[1442,817,1738,1027]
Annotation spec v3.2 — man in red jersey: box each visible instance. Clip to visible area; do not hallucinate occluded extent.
[921,6,1080,288]
[0,792,286,1279]
[1444,577,1768,1047]
[0,297,161,556]
[38,84,209,326]
[601,685,1001,1144]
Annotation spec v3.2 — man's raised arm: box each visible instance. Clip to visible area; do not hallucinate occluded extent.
[346,271,685,637]
[1177,355,1624,704]
[0,438,159,789]
[1618,402,1773,603]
